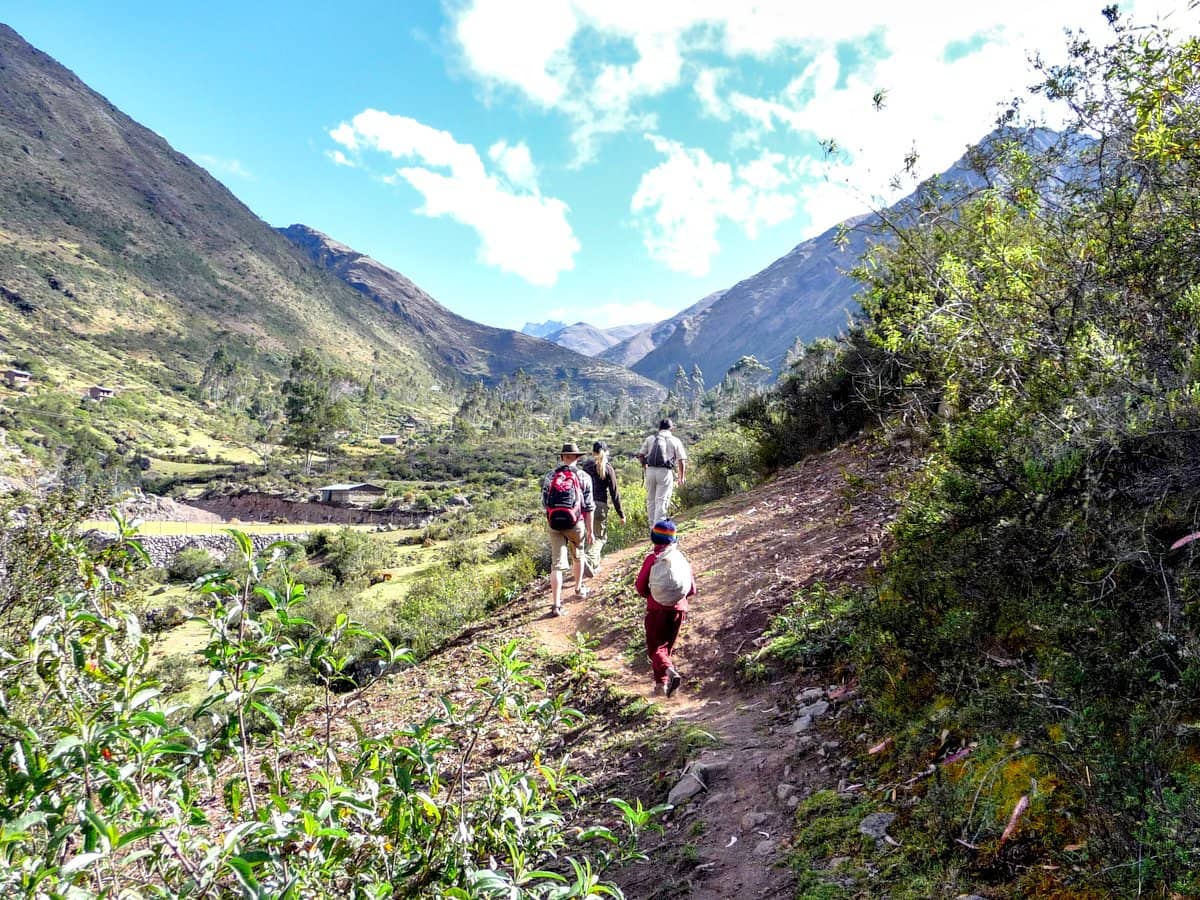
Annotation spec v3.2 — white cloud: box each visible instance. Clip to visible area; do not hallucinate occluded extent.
[631,135,798,275]
[694,67,729,119]
[194,154,252,179]
[445,0,1200,276]
[453,0,577,106]
[450,1,1195,190]
[327,150,356,167]
[488,139,538,190]
[330,110,579,286]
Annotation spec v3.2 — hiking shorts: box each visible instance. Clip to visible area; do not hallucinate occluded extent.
[548,520,586,571]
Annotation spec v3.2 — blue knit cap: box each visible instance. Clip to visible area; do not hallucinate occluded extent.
[651,519,677,544]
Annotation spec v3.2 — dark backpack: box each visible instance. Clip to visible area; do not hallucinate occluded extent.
[545,466,583,531]
[645,434,671,468]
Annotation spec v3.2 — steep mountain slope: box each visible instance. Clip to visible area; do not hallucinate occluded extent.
[599,289,727,370]
[0,24,454,421]
[0,24,661,449]
[628,220,869,387]
[541,321,647,357]
[280,225,664,405]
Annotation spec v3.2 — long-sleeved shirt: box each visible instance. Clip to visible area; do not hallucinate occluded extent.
[635,545,697,613]
[580,458,624,518]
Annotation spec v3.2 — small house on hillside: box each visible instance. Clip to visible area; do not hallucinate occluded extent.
[87,385,116,401]
[3,369,31,390]
[378,434,400,445]
[319,482,386,506]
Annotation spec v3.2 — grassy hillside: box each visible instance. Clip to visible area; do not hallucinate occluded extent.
[0,24,455,463]
[0,25,664,477]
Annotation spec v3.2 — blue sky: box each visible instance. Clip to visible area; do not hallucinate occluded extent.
[1,1,1195,330]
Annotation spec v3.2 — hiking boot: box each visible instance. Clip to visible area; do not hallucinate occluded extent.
[576,586,589,599]
[666,668,682,697]
[551,602,564,617]
[652,681,666,696]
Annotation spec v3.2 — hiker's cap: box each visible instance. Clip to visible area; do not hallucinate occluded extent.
[651,519,678,544]
[592,440,607,453]
[658,417,674,430]
[559,442,584,456]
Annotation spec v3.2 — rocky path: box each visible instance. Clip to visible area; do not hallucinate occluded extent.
[530,438,904,897]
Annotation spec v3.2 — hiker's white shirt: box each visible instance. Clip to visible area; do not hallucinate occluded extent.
[638,430,688,467]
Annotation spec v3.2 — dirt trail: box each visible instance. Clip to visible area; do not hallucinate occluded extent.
[256,437,906,898]
[529,439,904,897]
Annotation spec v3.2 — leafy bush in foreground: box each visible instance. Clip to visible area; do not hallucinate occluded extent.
[0,524,665,897]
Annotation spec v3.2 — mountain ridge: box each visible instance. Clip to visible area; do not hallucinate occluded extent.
[541,320,649,357]
[0,22,662,454]
[280,224,665,405]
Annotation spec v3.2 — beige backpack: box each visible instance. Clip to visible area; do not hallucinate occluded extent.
[648,545,692,606]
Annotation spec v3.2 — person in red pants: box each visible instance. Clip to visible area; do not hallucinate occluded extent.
[635,519,696,697]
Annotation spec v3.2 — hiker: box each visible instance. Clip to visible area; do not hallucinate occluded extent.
[580,439,625,576]
[541,442,595,616]
[635,519,696,697]
[638,418,687,525]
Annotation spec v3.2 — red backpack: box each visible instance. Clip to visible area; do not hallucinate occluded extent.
[545,466,584,531]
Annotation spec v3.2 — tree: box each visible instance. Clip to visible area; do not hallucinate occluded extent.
[281,348,352,474]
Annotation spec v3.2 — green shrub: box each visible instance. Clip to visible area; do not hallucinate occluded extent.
[304,527,396,584]
[679,423,764,502]
[167,546,220,582]
[743,583,865,675]
[493,524,549,574]
[443,541,487,570]
[383,556,535,658]
[732,330,893,470]
[0,522,665,897]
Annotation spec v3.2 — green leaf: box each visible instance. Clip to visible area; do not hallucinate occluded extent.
[415,792,441,821]
[520,869,567,884]
[127,686,161,710]
[226,856,263,897]
[61,851,105,876]
[250,701,282,730]
[116,825,162,849]
[48,735,83,761]
[4,811,49,835]
[577,826,617,843]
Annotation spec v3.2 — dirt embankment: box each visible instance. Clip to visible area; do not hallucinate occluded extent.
[118,493,224,523]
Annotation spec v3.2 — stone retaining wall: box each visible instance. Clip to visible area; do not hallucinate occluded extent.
[129,533,299,569]
[190,493,440,527]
